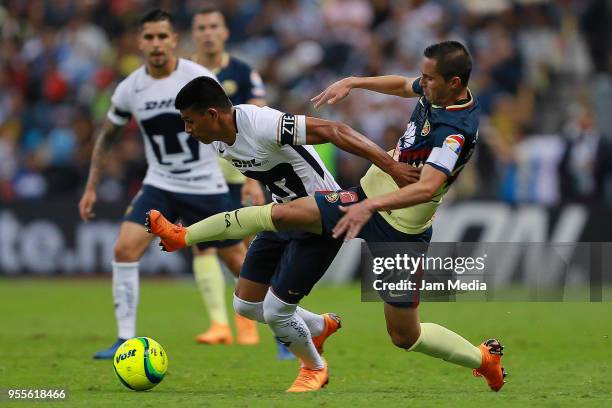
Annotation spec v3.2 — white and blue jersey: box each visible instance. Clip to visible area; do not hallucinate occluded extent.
[107,58,228,195]
[211,104,339,203]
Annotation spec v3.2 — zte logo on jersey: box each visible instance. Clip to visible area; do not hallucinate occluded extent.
[140,99,174,111]
[279,114,296,145]
[232,158,265,168]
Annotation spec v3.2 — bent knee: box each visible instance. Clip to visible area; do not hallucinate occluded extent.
[114,241,143,262]
[388,330,420,350]
[262,290,294,325]
[270,203,291,229]
[271,199,319,233]
[233,294,264,323]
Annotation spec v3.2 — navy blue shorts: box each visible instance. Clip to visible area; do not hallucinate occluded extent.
[227,183,243,209]
[240,231,343,304]
[315,186,432,308]
[124,184,241,250]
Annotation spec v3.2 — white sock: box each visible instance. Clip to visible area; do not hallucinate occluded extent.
[112,261,139,339]
[233,294,324,335]
[233,294,265,323]
[296,307,325,337]
[263,290,323,370]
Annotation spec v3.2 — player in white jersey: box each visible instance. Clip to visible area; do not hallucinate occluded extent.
[211,104,339,202]
[78,10,249,359]
[145,76,419,392]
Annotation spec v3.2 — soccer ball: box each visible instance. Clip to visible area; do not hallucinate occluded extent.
[113,337,168,391]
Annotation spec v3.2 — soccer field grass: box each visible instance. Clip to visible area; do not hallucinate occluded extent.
[1,279,610,407]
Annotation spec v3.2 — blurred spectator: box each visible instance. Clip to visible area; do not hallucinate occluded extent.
[0,0,609,206]
[559,100,612,203]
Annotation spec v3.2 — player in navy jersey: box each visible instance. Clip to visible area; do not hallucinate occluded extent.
[78,10,248,359]
[190,6,284,352]
[148,42,506,392]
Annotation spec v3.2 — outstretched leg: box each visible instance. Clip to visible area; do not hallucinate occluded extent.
[146,197,321,251]
[384,303,506,391]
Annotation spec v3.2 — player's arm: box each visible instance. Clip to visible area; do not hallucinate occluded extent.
[78,119,123,221]
[304,117,420,187]
[312,76,420,107]
[332,164,447,240]
[366,164,447,211]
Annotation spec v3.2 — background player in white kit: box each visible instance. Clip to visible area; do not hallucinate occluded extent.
[147,76,419,391]
[78,10,246,359]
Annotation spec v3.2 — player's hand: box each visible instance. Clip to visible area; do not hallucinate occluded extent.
[78,187,97,221]
[241,179,265,206]
[332,200,375,241]
[311,77,354,108]
[388,162,421,187]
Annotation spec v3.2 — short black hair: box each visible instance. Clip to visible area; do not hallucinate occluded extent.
[175,76,232,112]
[139,9,174,30]
[424,41,472,86]
[195,4,227,25]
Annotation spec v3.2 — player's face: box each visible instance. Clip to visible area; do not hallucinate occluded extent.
[419,57,455,105]
[139,21,178,69]
[180,107,220,144]
[191,12,229,55]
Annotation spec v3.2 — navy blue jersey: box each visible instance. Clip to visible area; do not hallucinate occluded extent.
[360,77,480,234]
[215,57,265,105]
[396,78,480,186]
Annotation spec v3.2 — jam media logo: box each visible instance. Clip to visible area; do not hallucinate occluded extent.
[444,134,464,155]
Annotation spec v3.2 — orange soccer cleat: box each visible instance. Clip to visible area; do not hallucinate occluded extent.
[286,359,329,393]
[312,313,342,354]
[235,313,260,345]
[145,210,187,252]
[195,322,233,345]
[472,339,507,392]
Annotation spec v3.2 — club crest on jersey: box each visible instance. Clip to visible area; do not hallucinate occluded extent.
[421,120,430,136]
[222,80,238,97]
[445,134,464,155]
[339,191,358,204]
[325,192,339,203]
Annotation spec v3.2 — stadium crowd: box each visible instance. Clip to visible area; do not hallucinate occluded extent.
[0,0,610,205]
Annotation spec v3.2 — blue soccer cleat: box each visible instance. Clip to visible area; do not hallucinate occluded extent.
[276,337,295,360]
[93,338,126,359]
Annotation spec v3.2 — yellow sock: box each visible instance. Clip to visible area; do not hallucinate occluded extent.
[186,204,276,246]
[409,323,482,368]
[194,254,228,326]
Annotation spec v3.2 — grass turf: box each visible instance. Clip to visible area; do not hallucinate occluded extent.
[0,278,610,407]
